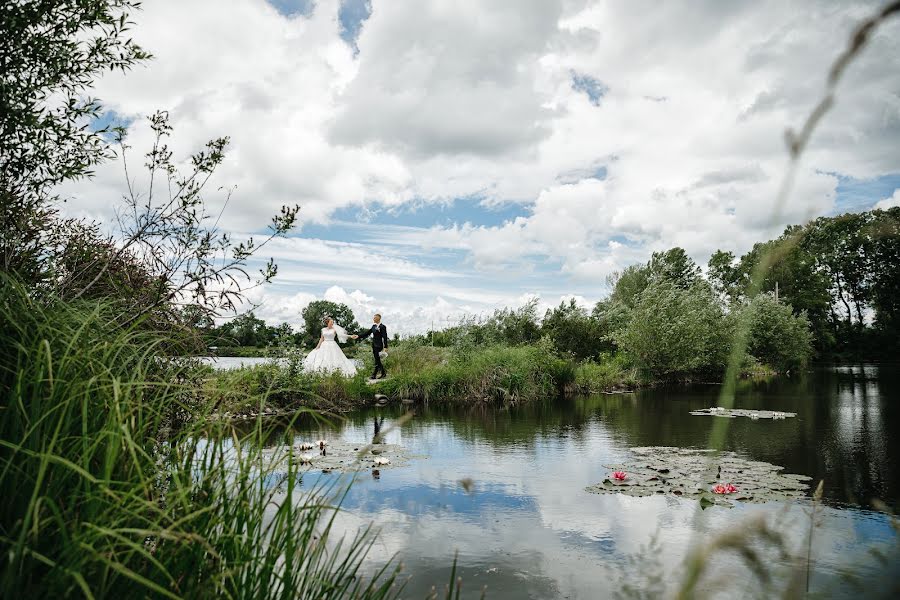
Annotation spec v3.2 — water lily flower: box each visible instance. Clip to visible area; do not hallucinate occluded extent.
[712,483,739,494]
[612,471,627,481]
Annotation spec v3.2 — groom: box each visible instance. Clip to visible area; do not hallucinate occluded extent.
[353,314,388,379]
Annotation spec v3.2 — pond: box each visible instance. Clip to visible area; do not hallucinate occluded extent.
[247,364,900,598]
[198,356,284,369]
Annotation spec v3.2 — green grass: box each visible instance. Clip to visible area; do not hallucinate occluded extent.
[204,340,596,414]
[0,279,402,599]
[572,355,639,393]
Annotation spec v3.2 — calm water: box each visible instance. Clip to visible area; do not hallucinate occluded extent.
[199,356,283,369]
[252,364,899,598]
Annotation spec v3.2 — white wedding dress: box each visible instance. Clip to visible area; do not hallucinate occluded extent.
[303,326,357,376]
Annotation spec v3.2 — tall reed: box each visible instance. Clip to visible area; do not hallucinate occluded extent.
[0,277,401,598]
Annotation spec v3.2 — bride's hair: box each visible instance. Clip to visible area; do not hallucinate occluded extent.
[323,315,334,325]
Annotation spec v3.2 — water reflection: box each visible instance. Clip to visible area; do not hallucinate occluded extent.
[242,364,898,598]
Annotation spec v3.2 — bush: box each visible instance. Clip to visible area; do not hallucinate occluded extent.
[542,299,613,360]
[574,355,638,392]
[614,281,731,379]
[736,293,813,372]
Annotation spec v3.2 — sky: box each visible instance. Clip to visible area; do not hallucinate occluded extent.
[61,0,900,335]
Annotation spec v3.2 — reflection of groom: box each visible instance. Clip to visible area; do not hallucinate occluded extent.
[353,314,388,379]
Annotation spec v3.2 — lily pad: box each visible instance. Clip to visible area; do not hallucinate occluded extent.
[585,447,811,507]
[261,439,418,474]
[690,407,796,420]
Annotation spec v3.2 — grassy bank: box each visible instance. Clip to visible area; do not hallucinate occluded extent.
[203,340,644,416]
[0,281,400,598]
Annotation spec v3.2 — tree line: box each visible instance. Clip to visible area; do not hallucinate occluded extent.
[201,300,363,350]
[207,207,898,375]
[417,210,899,377]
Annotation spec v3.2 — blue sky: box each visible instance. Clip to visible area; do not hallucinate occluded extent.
[66,0,900,333]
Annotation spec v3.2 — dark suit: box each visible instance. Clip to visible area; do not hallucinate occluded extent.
[358,323,388,378]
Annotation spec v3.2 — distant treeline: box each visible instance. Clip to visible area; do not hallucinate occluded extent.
[708,208,900,358]
[211,207,898,377]
[420,208,899,372]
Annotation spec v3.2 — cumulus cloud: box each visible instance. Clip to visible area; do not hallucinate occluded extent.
[57,0,900,331]
[875,189,900,210]
[328,0,563,158]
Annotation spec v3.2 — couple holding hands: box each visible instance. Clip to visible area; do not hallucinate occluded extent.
[302,313,388,380]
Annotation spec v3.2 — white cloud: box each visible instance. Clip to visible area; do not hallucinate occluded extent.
[57,0,900,331]
[875,189,900,210]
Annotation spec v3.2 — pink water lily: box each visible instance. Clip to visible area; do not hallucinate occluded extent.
[712,483,739,494]
[612,471,627,481]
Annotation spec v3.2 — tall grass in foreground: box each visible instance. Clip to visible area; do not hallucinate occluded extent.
[0,279,401,599]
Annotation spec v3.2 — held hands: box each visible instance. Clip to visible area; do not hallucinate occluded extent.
[350,335,359,339]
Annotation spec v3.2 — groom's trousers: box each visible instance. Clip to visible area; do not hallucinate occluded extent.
[371,346,386,378]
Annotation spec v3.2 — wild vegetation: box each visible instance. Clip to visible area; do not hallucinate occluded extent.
[3,0,898,597]
[0,3,395,598]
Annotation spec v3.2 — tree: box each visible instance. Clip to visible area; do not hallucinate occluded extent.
[1,1,150,279]
[227,312,269,347]
[714,228,833,354]
[542,299,612,360]
[605,264,652,310]
[867,207,900,354]
[614,281,730,378]
[51,112,298,328]
[301,301,360,348]
[707,250,742,302]
[479,299,542,346]
[736,294,813,372]
[597,247,705,350]
[648,247,701,289]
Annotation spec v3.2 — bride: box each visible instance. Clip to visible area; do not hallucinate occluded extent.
[302,317,357,376]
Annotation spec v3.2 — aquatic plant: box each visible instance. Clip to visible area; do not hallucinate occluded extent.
[586,447,810,507]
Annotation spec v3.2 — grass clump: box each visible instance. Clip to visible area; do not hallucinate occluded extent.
[573,355,639,393]
[0,279,401,599]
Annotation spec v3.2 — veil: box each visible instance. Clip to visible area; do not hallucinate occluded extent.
[331,323,350,343]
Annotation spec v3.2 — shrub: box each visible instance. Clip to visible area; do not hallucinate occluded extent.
[614,281,731,379]
[574,354,638,392]
[542,299,613,360]
[735,293,813,372]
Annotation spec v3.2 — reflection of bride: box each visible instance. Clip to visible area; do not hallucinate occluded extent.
[302,317,357,376]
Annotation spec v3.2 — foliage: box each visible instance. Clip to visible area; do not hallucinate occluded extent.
[542,298,612,360]
[301,300,362,348]
[484,298,543,346]
[76,112,300,325]
[614,281,731,379]
[708,208,900,358]
[1,1,150,280]
[734,293,813,372]
[596,247,706,356]
[0,277,400,598]
[573,355,638,393]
